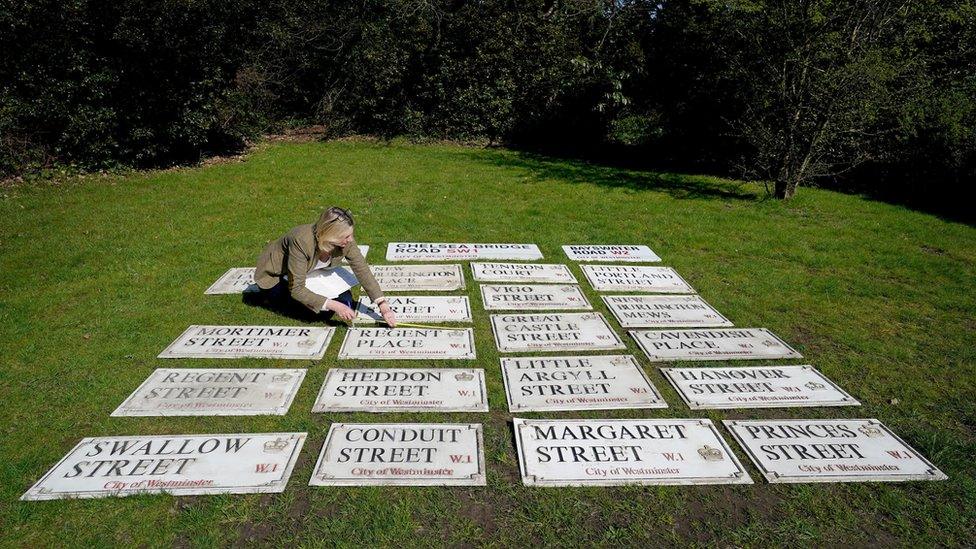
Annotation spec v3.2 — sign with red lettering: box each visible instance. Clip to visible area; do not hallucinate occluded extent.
[337,328,476,360]
[158,325,335,360]
[661,365,859,409]
[631,328,801,362]
[313,368,488,412]
[491,313,626,353]
[603,295,732,328]
[480,284,592,311]
[355,296,472,323]
[563,245,661,262]
[387,243,542,261]
[471,263,577,283]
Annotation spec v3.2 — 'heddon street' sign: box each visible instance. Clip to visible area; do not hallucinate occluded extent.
[480,284,592,311]
[471,263,577,284]
[603,295,733,328]
[204,246,368,295]
[355,296,472,324]
[501,355,666,412]
[370,264,465,291]
[21,433,307,500]
[491,313,626,353]
[562,245,661,263]
[312,368,488,412]
[661,365,859,409]
[337,328,476,360]
[112,368,307,417]
[513,418,752,487]
[158,326,335,360]
[309,423,486,486]
[631,328,802,362]
[723,419,947,483]
[581,265,695,293]
[387,243,543,261]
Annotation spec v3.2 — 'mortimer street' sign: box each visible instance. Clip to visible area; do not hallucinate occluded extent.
[312,368,488,412]
[387,243,543,261]
[370,264,466,291]
[158,326,336,360]
[337,328,476,360]
[471,262,577,284]
[21,433,307,500]
[513,418,752,486]
[661,365,859,409]
[112,368,307,416]
[562,245,661,263]
[723,419,947,483]
[480,284,592,311]
[580,265,696,293]
[603,295,733,329]
[491,313,626,353]
[500,355,666,412]
[204,246,369,294]
[355,296,473,324]
[309,423,486,486]
[630,328,802,362]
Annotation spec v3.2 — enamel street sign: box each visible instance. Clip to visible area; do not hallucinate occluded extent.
[602,295,733,328]
[480,284,592,311]
[631,328,802,362]
[387,243,542,261]
[580,265,695,293]
[312,368,488,412]
[491,313,626,353]
[471,262,577,283]
[158,326,335,360]
[337,328,476,360]
[562,245,661,262]
[661,365,859,409]
[355,296,472,323]
[370,264,466,291]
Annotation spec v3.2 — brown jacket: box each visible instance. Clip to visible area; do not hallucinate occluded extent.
[254,223,383,313]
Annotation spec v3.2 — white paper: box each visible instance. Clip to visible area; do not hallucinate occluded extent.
[305,266,358,299]
[490,313,626,353]
[387,243,542,261]
[158,325,335,360]
[603,295,732,328]
[661,365,859,409]
[355,296,472,323]
[631,328,802,362]
[370,264,466,291]
[581,265,695,293]
[562,245,661,262]
[480,284,592,311]
[471,263,577,283]
[312,368,488,412]
[337,327,476,360]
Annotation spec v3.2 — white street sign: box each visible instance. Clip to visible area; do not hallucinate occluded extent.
[387,243,542,261]
[313,368,488,412]
[471,263,577,283]
[581,265,695,293]
[337,328,476,360]
[661,365,859,409]
[370,264,466,291]
[355,296,472,323]
[603,295,732,328]
[480,284,592,311]
[631,328,802,362]
[562,245,661,262]
[490,313,625,353]
[158,326,335,360]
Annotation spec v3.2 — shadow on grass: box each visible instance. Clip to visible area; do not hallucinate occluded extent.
[242,290,346,327]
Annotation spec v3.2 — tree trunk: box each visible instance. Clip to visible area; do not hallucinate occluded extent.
[774,179,799,199]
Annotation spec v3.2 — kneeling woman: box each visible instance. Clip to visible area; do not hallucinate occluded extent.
[253,206,396,327]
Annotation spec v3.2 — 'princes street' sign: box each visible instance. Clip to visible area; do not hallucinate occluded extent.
[491,313,626,353]
[603,295,733,328]
[112,368,307,416]
[204,246,368,294]
[480,284,592,311]
[513,418,752,486]
[723,419,947,483]
[355,296,473,323]
[370,264,466,291]
[313,368,488,412]
[580,265,696,293]
[501,355,666,412]
[562,245,661,262]
[387,243,543,261]
[337,328,476,360]
[158,326,336,360]
[22,433,307,500]
[631,328,802,362]
[471,262,577,284]
[661,365,859,409]
[309,423,486,486]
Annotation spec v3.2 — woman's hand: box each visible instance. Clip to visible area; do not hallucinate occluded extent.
[327,299,356,322]
[379,302,397,328]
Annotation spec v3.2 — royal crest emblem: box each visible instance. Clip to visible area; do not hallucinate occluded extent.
[263,437,290,453]
[698,445,724,461]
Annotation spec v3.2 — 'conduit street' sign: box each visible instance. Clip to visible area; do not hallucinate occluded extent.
[723,419,947,483]
[22,433,307,500]
[471,262,577,283]
[491,313,626,353]
[309,423,486,486]
[562,245,661,262]
[370,264,465,291]
[581,265,695,293]
[501,355,666,412]
[387,243,542,261]
[205,246,368,294]
[603,295,732,328]
[480,284,592,311]
[513,418,752,486]
[631,328,802,362]
[112,368,307,416]
[355,296,472,323]
[337,328,476,360]
[661,365,859,409]
[312,368,488,412]
[158,326,335,360]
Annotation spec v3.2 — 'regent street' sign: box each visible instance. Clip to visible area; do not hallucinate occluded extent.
[471,262,577,283]
[631,328,802,362]
[581,265,695,293]
[603,295,732,328]
[387,243,542,261]
[491,313,625,353]
[337,328,476,360]
[355,296,472,323]
[661,365,859,409]
[562,245,661,262]
[370,264,466,291]
[158,326,335,360]
[480,284,592,311]
[312,368,488,412]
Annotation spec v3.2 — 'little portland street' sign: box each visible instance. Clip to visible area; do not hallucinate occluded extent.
[580,265,696,293]
[337,328,476,360]
[631,328,802,362]
[491,313,626,353]
[387,243,542,261]
[158,326,335,360]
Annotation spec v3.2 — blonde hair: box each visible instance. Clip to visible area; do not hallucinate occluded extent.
[314,206,354,252]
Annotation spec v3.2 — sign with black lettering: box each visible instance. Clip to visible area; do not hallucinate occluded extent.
[370,264,465,291]
[471,263,577,283]
[723,419,947,483]
[355,296,472,323]
[603,295,732,328]
[21,433,307,500]
[631,328,802,362]
[112,368,307,416]
[562,245,661,262]
[662,365,859,409]
[337,328,476,360]
[581,265,695,293]
[491,313,626,353]
[313,368,488,412]
[387,243,542,261]
[480,284,592,311]
[309,424,486,486]
[501,355,666,412]
[158,326,335,360]
[513,418,751,486]
[205,268,259,294]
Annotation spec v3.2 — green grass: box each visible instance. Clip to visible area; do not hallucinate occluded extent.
[1,140,974,547]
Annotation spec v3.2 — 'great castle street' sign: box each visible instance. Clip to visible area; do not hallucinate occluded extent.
[491,313,625,353]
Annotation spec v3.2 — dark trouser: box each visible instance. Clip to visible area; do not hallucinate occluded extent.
[246,280,354,321]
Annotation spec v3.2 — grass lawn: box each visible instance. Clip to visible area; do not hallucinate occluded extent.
[1,140,974,547]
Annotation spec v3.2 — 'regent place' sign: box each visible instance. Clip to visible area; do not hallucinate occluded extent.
[603,295,732,329]
[661,365,859,409]
[370,264,466,291]
[387,243,542,261]
[312,368,488,412]
[480,284,592,311]
[337,328,476,360]
[355,296,472,323]
[562,245,661,262]
[631,328,801,362]
[580,265,695,293]
[158,326,335,360]
[471,262,577,283]
[491,313,625,353]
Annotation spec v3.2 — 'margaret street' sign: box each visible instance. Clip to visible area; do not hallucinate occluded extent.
[661,365,859,409]
[158,326,335,360]
[471,262,577,283]
[387,243,542,261]
[313,368,488,412]
[355,296,472,323]
[337,328,476,360]
[562,245,661,262]
[370,264,466,291]
[581,265,695,293]
[630,328,802,362]
[603,295,732,328]
[480,284,592,311]
[490,313,625,353]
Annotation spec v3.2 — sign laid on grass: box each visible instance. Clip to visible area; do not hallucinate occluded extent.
[631,328,801,362]
[370,264,465,291]
[309,423,486,486]
[355,296,472,324]
[603,295,732,328]
[387,243,543,261]
[723,419,947,483]
[562,245,661,262]
[337,328,476,360]
[21,433,307,500]
[204,246,369,295]
[480,284,592,311]
[471,262,577,283]
[580,265,695,293]
[111,368,307,417]
[661,365,859,409]
[158,326,335,360]
[491,313,626,353]
[312,368,488,412]
[513,418,752,487]
[500,355,666,412]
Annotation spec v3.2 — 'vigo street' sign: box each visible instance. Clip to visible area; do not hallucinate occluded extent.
[313,368,488,412]
[370,264,466,291]
[471,262,577,283]
[355,296,472,323]
[581,265,695,293]
[309,423,486,486]
[480,284,592,311]
[631,328,802,362]
[513,418,752,486]
[337,328,476,360]
[603,295,732,328]
[158,326,335,360]
[723,419,947,483]
[205,246,368,294]
[491,313,626,353]
[661,365,859,409]
[562,245,661,262]
[387,243,542,261]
